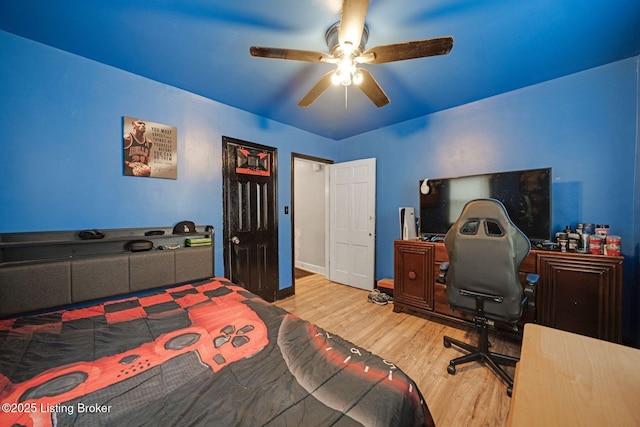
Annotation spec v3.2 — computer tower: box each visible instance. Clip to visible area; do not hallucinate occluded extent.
[399,207,417,240]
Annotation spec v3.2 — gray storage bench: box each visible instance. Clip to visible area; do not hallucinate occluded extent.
[0,226,214,317]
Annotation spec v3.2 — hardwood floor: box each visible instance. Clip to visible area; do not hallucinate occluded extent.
[273,274,521,427]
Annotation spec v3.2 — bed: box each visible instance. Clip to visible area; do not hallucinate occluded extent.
[0,276,435,426]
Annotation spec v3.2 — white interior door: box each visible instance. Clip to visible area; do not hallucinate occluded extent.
[328,158,376,290]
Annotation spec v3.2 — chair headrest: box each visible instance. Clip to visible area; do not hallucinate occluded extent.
[444,198,530,256]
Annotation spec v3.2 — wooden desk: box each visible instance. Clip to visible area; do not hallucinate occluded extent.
[508,324,640,426]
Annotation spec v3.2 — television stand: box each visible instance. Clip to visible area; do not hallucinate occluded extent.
[393,239,623,343]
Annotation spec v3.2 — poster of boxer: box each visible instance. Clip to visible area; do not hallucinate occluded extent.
[123,116,177,179]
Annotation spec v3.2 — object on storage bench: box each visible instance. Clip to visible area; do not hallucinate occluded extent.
[127,240,153,252]
[186,237,212,247]
[78,229,105,240]
[173,221,196,234]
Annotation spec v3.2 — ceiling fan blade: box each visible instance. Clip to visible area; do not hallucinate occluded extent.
[298,71,335,107]
[361,36,453,64]
[250,46,334,63]
[339,0,369,49]
[357,68,390,107]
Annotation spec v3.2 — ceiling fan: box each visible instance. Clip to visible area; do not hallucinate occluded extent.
[249,0,453,108]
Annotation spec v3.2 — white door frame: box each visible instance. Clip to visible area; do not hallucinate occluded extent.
[291,154,333,290]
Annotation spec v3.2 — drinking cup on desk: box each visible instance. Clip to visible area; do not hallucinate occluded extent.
[605,236,621,256]
[583,223,595,235]
[595,224,610,238]
[589,236,603,255]
[578,233,590,253]
[558,239,568,252]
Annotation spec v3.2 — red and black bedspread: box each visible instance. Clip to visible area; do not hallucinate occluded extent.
[0,278,434,426]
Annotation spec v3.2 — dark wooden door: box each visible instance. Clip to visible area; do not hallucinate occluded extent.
[222,136,279,302]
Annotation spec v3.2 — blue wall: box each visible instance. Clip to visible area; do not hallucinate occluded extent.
[339,57,640,343]
[1,30,639,343]
[0,31,338,287]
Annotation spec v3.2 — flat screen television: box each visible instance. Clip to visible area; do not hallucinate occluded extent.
[419,168,551,242]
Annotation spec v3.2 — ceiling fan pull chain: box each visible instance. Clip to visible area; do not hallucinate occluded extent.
[345,85,348,109]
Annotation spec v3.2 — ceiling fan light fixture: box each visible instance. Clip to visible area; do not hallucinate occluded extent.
[331,71,342,86]
[352,69,363,85]
[334,56,356,86]
[331,70,353,86]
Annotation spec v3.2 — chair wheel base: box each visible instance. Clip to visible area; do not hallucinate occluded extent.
[443,333,517,395]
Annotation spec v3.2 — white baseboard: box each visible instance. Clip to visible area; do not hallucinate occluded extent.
[294,261,325,276]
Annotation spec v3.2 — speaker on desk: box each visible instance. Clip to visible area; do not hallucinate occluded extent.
[399,207,417,240]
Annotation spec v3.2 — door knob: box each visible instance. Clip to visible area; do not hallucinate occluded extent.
[230,236,240,245]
